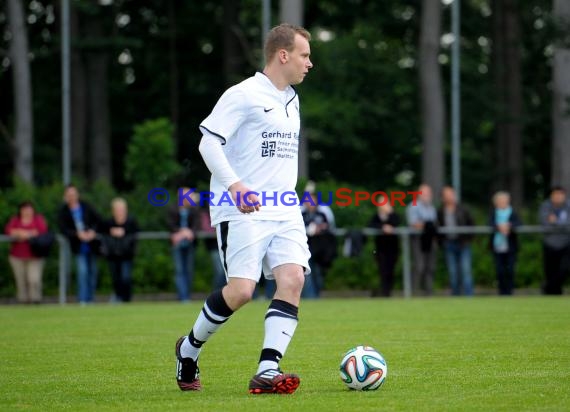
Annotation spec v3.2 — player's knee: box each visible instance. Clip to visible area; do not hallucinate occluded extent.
[280,270,305,296]
[224,282,255,308]
[234,288,254,306]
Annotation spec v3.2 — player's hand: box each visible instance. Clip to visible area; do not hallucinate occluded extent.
[548,213,557,223]
[110,227,125,237]
[229,181,261,214]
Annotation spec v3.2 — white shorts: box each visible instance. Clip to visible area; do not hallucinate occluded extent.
[215,216,311,282]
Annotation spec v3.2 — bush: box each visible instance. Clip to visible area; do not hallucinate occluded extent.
[0,177,561,299]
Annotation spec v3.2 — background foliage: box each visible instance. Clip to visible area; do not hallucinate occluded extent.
[0,0,565,298]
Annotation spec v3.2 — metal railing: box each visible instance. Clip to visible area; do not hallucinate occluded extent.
[1,225,569,303]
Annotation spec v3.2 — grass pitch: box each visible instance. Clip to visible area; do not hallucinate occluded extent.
[1,297,569,411]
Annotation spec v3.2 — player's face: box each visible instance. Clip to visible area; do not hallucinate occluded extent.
[286,34,313,85]
[551,190,566,206]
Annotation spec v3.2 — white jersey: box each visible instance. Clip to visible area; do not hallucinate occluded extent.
[200,72,302,225]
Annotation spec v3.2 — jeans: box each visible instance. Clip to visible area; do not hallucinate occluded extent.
[76,252,97,303]
[444,240,473,296]
[108,259,133,302]
[301,259,323,299]
[494,252,516,295]
[173,243,195,301]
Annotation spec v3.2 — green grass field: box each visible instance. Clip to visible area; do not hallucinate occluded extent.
[1,297,569,411]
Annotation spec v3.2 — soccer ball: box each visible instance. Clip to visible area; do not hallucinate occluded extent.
[339,345,387,391]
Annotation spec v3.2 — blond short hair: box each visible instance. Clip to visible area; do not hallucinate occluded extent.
[492,191,510,204]
[111,197,127,210]
[264,23,311,63]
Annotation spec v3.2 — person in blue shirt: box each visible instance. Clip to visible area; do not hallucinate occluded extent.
[489,191,521,295]
[406,183,438,296]
[58,185,102,305]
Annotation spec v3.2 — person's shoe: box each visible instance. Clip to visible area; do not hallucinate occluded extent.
[175,336,201,391]
[248,369,300,394]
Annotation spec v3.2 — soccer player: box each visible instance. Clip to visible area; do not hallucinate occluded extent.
[175,23,313,394]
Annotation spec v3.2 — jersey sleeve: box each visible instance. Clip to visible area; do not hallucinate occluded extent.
[199,87,247,145]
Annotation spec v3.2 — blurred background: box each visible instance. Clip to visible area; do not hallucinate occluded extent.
[1,0,569,299]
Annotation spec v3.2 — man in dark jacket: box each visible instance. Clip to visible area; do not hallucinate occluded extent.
[538,186,570,295]
[437,186,475,296]
[168,188,200,302]
[58,184,102,304]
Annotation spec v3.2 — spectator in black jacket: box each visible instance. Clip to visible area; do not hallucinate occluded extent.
[301,193,336,298]
[368,193,400,297]
[437,186,475,296]
[99,198,138,303]
[538,186,570,295]
[168,188,200,302]
[58,184,102,305]
[489,191,521,295]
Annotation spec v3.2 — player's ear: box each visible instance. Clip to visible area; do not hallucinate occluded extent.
[278,49,288,64]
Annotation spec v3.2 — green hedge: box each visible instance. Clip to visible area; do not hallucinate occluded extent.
[0,177,553,299]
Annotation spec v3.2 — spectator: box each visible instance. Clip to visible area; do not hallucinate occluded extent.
[538,186,570,295]
[406,183,438,296]
[368,193,400,297]
[301,192,337,298]
[168,188,200,302]
[302,180,336,230]
[199,203,226,290]
[58,184,101,305]
[437,186,475,296]
[489,191,521,295]
[4,201,49,303]
[99,198,138,303]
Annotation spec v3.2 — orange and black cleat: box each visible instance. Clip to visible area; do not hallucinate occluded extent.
[248,369,300,394]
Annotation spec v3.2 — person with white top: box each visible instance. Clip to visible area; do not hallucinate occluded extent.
[175,23,313,395]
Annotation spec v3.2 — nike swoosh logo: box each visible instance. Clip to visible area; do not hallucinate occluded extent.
[282,331,292,338]
[264,107,274,113]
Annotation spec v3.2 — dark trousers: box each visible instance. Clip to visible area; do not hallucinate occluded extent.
[108,259,133,302]
[494,252,516,295]
[375,251,398,297]
[542,244,570,295]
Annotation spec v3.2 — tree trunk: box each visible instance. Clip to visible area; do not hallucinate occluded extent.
[492,0,507,192]
[71,5,87,179]
[86,52,112,183]
[168,0,180,149]
[85,17,112,183]
[419,0,445,195]
[6,0,33,183]
[504,0,523,208]
[492,0,523,208]
[280,0,308,180]
[223,0,243,86]
[552,0,570,190]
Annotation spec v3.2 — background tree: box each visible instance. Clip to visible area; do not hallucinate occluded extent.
[419,0,445,196]
[551,0,570,190]
[280,0,308,178]
[0,0,561,208]
[492,0,524,208]
[6,0,33,183]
